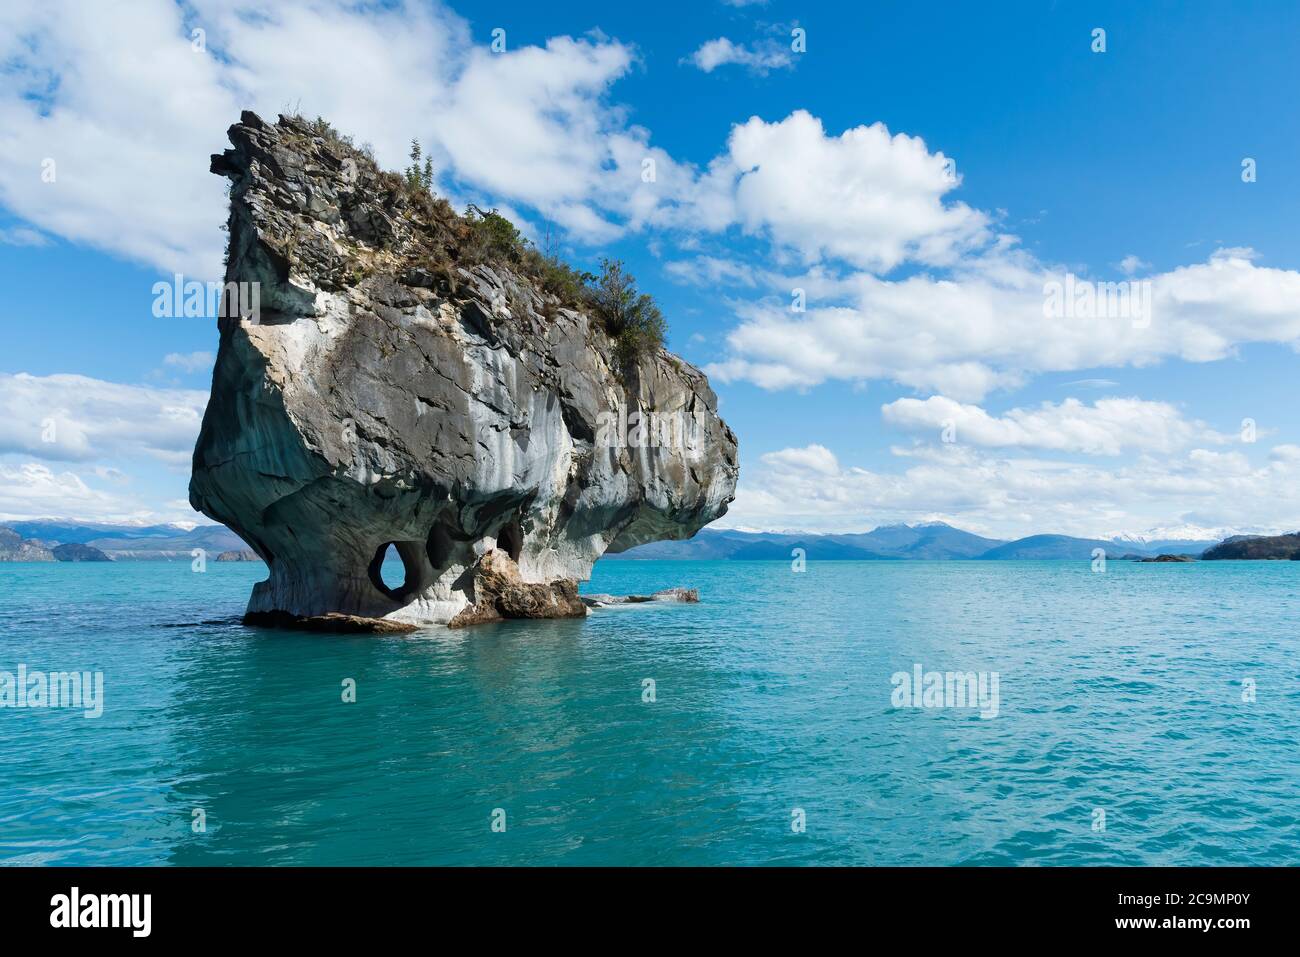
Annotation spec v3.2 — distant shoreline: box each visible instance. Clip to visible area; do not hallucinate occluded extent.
[4,519,1298,563]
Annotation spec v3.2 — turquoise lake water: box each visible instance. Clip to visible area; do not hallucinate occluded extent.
[0,558,1297,866]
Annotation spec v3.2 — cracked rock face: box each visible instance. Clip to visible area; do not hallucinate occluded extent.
[189,112,738,627]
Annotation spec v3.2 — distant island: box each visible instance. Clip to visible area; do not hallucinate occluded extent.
[216,549,263,562]
[49,542,113,562]
[1201,534,1300,560]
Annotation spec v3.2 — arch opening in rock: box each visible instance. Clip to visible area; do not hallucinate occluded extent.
[368,542,417,601]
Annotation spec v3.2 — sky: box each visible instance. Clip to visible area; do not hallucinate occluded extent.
[2,0,1300,540]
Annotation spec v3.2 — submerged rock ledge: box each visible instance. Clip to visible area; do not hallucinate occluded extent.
[581,588,700,608]
[190,112,738,628]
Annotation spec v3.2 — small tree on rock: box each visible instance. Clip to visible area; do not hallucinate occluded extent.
[587,258,665,373]
[405,139,433,192]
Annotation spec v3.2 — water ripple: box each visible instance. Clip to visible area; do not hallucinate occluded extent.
[0,559,1298,864]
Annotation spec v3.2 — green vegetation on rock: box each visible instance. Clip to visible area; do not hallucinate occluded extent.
[295,116,666,373]
[585,258,667,372]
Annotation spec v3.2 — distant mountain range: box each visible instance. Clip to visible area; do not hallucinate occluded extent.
[607,522,1004,561]
[0,521,247,561]
[610,523,1226,561]
[0,518,1287,563]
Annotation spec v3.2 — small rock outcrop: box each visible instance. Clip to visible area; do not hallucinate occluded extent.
[581,588,700,608]
[190,113,738,628]
[216,549,262,562]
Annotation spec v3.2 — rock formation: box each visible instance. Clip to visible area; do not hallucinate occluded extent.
[0,527,54,562]
[1201,533,1300,560]
[216,549,262,562]
[190,113,738,628]
[581,588,700,608]
[446,550,587,628]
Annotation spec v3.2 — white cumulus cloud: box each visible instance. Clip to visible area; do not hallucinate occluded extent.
[687,37,793,75]
[0,1,681,272]
[0,463,121,521]
[721,111,987,271]
[0,373,207,464]
[707,247,1300,400]
[724,441,1300,540]
[881,395,1230,456]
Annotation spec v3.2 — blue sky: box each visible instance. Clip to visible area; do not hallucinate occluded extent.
[2,0,1300,539]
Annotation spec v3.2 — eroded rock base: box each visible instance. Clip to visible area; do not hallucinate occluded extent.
[448,551,588,628]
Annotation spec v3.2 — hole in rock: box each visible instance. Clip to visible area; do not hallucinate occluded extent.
[369,542,414,601]
[495,521,523,562]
